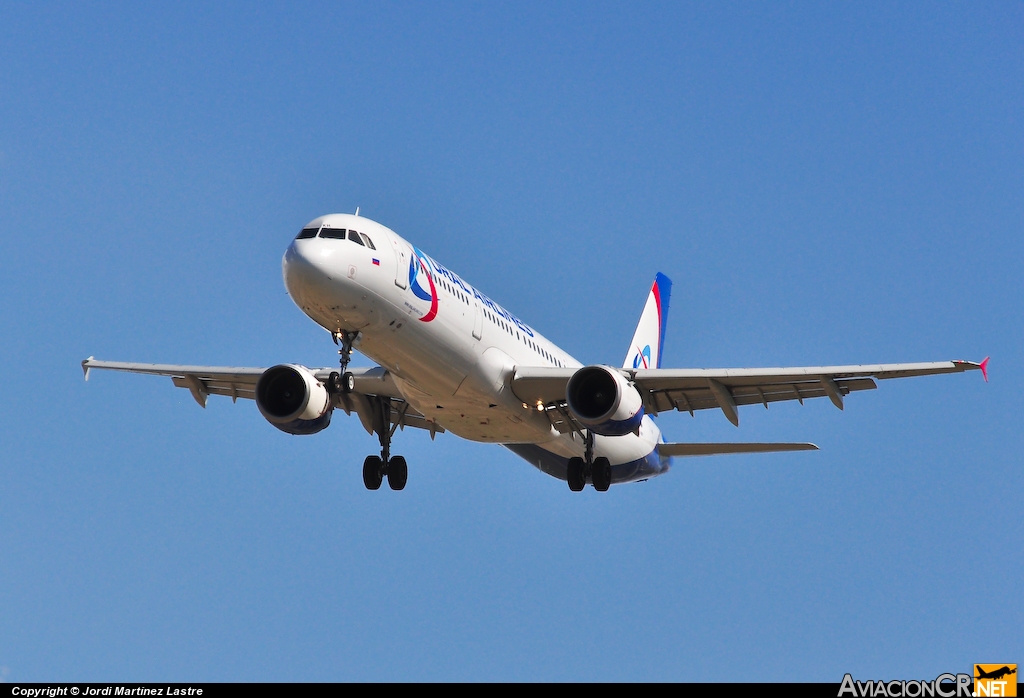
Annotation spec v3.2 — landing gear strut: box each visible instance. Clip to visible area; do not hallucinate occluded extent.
[330,330,360,394]
[327,333,408,491]
[361,396,408,491]
[566,431,611,492]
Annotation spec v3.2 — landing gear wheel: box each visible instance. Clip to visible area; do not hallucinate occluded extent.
[328,372,342,394]
[592,456,612,492]
[342,371,355,393]
[567,457,586,492]
[387,456,408,491]
[363,455,383,490]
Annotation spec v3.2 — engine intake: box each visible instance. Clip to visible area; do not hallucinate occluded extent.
[565,365,644,436]
[255,364,333,435]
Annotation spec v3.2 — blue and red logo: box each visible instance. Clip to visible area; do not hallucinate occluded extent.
[632,344,652,369]
[409,247,438,322]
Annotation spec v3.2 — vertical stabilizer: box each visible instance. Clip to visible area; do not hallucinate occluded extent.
[623,273,672,370]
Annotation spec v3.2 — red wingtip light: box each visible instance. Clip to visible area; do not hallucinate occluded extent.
[979,356,990,382]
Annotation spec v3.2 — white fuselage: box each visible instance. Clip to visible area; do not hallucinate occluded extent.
[283,213,668,483]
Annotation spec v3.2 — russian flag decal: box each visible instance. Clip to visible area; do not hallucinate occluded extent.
[372,258,380,266]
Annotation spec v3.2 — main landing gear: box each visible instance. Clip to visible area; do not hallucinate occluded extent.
[360,395,408,491]
[566,431,612,492]
[363,454,407,491]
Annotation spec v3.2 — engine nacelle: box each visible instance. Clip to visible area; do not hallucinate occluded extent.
[255,364,333,435]
[565,365,644,436]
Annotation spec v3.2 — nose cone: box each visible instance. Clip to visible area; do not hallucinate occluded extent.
[283,238,337,306]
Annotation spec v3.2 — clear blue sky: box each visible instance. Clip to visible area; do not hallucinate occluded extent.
[1,1,1020,682]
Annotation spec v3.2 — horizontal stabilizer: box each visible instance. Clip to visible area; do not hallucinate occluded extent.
[657,442,818,457]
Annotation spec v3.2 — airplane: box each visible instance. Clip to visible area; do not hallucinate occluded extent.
[82,212,989,492]
[976,666,1016,681]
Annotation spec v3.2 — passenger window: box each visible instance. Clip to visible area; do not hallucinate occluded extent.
[348,230,365,246]
[320,228,346,239]
[296,227,319,239]
[359,233,376,249]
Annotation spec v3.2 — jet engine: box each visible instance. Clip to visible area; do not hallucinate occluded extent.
[565,365,644,436]
[255,364,333,435]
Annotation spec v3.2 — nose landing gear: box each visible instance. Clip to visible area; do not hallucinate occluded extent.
[328,370,355,394]
[331,330,360,394]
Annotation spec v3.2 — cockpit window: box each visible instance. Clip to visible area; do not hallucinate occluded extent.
[297,225,375,248]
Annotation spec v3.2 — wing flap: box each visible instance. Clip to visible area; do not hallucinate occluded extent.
[654,377,877,415]
[171,375,257,405]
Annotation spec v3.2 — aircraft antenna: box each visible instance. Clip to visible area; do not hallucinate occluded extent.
[355,206,360,216]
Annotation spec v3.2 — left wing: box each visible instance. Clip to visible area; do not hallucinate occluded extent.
[81,358,444,436]
[512,358,987,428]
[82,359,268,404]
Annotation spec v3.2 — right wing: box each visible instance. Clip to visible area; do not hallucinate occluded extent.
[81,358,444,437]
[512,358,988,428]
[632,359,986,426]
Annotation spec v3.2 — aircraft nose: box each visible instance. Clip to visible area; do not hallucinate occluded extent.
[283,238,336,301]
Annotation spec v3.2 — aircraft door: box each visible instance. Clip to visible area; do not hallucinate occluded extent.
[472,296,483,340]
[393,240,408,289]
